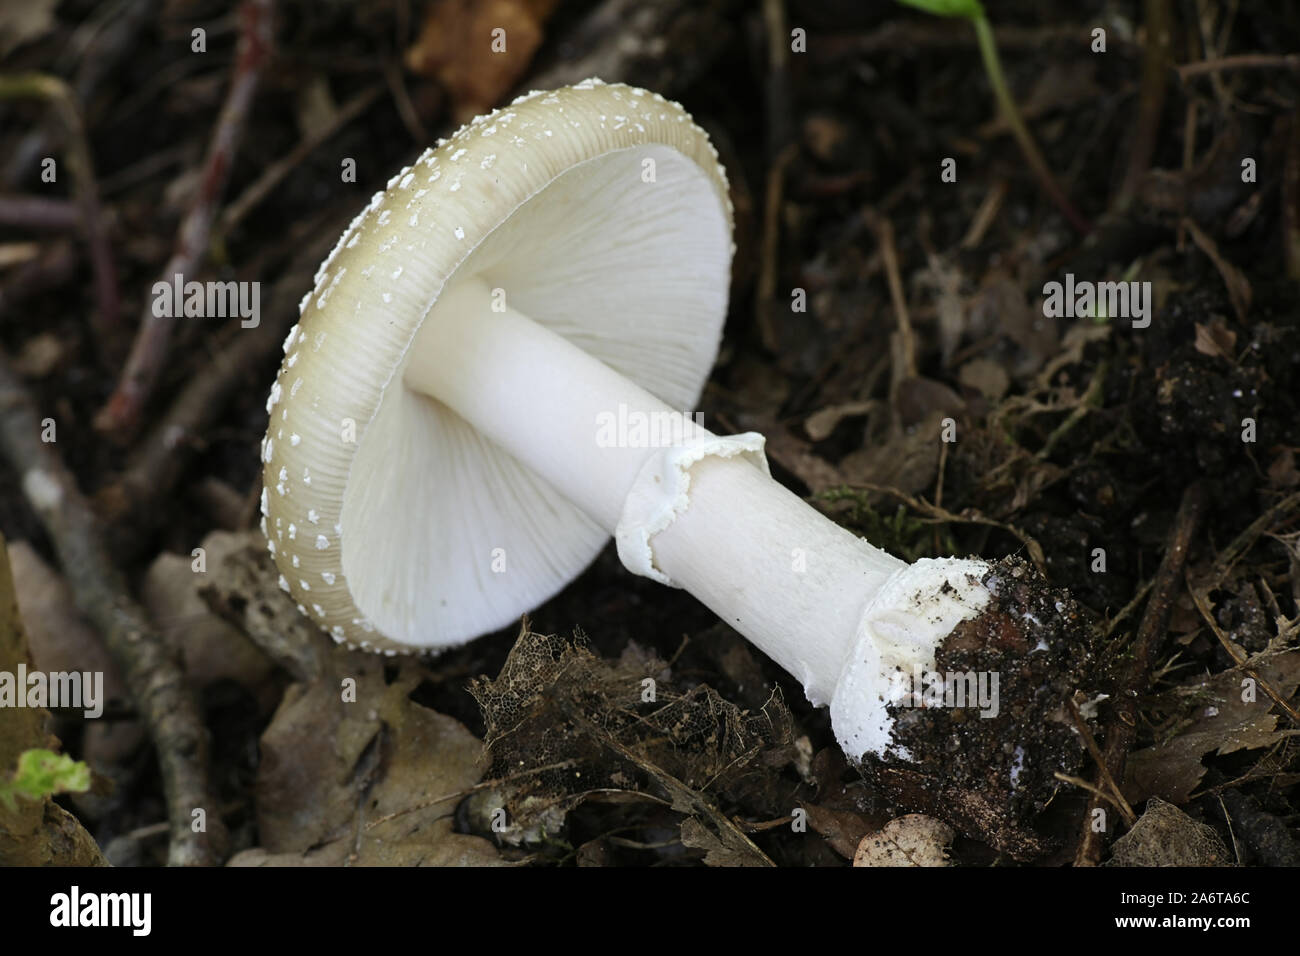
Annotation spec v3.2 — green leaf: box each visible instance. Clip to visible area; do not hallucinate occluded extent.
[895,0,985,19]
[0,749,91,811]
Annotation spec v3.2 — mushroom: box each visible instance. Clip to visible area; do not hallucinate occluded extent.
[262,79,1087,784]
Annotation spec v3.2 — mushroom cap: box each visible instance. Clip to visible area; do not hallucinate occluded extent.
[261,79,734,653]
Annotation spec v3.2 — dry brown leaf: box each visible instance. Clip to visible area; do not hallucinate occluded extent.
[405,0,560,121]
[838,409,947,496]
[1183,218,1252,322]
[679,817,768,867]
[143,531,276,708]
[1124,649,1300,805]
[1267,448,1300,489]
[0,0,56,59]
[228,816,502,867]
[895,376,966,426]
[9,542,117,684]
[971,276,1056,377]
[803,803,876,860]
[957,357,1010,400]
[252,654,500,865]
[853,814,953,867]
[1105,798,1231,867]
[1193,319,1237,361]
[758,425,846,494]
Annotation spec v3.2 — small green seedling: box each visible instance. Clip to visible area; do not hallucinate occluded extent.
[897,0,1091,234]
[0,749,92,812]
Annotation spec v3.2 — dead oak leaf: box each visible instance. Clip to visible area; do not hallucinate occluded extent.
[1267,448,1300,489]
[251,655,499,865]
[1193,319,1237,361]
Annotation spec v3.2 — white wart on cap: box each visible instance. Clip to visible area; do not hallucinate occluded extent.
[262,79,734,653]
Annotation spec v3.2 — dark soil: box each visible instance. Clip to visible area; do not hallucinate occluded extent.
[3,0,1299,866]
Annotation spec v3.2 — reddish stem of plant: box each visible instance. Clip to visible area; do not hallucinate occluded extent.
[94,0,275,439]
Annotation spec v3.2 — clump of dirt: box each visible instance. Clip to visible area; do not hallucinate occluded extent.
[864,557,1102,860]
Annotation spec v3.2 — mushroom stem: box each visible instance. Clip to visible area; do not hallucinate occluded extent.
[649,451,908,704]
[403,276,683,532]
[404,274,946,708]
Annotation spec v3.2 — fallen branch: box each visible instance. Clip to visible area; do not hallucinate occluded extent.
[0,353,226,865]
[102,211,345,537]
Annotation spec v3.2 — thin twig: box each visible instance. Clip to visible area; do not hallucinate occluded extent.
[221,84,383,231]
[1176,21,1202,251]
[1075,481,1205,866]
[933,436,949,555]
[960,178,1007,248]
[1114,0,1171,211]
[0,74,118,357]
[1284,110,1300,281]
[1102,576,1154,641]
[837,481,1048,573]
[382,57,428,145]
[102,212,341,533]
[1054,772,1123,809]
[95,0,275,438]
[1188,584,1300,725]
[364,759,584,830]
[970,13,1091,234]
[1209,491,1300,586]
[867,212,918,421]
[1067,697,1137,826]
[1176,52,1300,80]
[755,144,796,354]
[754,0,794,354]
[0,353,225,865]
[1033,359,1107,462]
[0,196,83,232]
